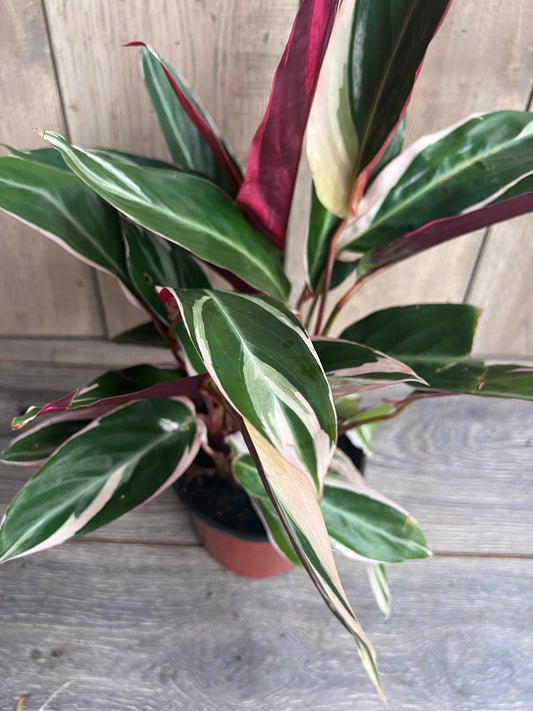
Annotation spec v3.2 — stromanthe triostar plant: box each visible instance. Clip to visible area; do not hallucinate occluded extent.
[1,0,532,703]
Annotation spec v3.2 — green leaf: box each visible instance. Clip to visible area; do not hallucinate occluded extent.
[172,287,385,702]
[233,454,300,566]
[112,322,165,347]
[339,112,533,258]
[122,218,209,322]
[341,304,480,363]
[313,336,425,397]
[306,188,356,292]
[1,419,91,465]
[40,132,289,300]
[139,45,240,192]
[322,479,430,563]
[342,304,533,401]
[0,399,204,563]
[307,0,450,216]
[0,154,128,283]
[367,564,391,618]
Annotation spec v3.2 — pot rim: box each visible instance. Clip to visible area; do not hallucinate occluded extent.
[177,489,270,543]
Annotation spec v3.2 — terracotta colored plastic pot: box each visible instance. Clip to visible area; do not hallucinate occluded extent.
[188,507,293,579]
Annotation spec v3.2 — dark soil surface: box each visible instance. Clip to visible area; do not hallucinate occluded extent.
[174,467,265,535]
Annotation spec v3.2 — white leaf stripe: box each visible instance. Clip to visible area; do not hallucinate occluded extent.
[172,289,335,492]
[339,112,533,253]
[0,398,202,563]
[306,0,359,217]
[40,132,288,300]
[243,422,386,704]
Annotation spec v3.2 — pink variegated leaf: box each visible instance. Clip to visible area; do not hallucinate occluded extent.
[307,0,451,218]
[12,365,207,430]
[172,288,386,701]
[1,417,93,467]
[236,0,339,248]
[335,112,533,276]
[313,337,425,398]
[127,42,242,192]
[0,399,205,563]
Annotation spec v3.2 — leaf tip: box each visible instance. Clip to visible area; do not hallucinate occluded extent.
[32,128,45,139]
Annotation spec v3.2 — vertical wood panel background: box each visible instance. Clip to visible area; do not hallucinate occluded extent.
[0,1,531,353]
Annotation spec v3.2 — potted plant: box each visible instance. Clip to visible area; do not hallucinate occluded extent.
[0,0,532,703]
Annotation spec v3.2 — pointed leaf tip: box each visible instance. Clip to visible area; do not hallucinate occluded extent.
[33,129,45,138]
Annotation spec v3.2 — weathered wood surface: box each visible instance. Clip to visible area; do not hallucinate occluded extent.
[1,549,532,710]
[0,0,105,337]
[1,1,532,352]
[1,357,532,709]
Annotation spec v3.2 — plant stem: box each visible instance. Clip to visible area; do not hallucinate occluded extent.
[295,284,312,314]
[339,390,461,433]
[313,220,346,335]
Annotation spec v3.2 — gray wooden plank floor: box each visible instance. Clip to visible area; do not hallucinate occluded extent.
[1,348,532,710]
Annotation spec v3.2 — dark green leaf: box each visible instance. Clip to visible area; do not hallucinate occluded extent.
[122,218,209,322]
[139,46,240,192]
[1,419,91,464]
[41,132,289,300]
[0,399,204,563]
[0,154,129,283]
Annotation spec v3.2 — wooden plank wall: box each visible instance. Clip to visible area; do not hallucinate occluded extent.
[1,1,532,353]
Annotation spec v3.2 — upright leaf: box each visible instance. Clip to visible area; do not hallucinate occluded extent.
[0,399,205,563]
[132,43,242,193]
[306,120,406,292]
[335,112,533,273]
[236,0,339,248]
[38,132,289,300]
[171,288,386,702]
[307,0,451,217]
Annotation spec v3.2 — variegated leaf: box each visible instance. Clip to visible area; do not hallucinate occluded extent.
[232,454,300,566]
[1,418,92,466]
[307,0,450,217]
[173,290,335,492]
[0,152,128,283]
[131,42,242,193]
[306,120,406,292]
[367,564,391,618]
[38,132,290,301]
[313,336,425,397]
[236,0,338,248]
[171,288,386,701]
[122,218,209,322]
[12,366,206,430]
[0,399,204,563]
[323,450,430,563]
[336,112,533,272]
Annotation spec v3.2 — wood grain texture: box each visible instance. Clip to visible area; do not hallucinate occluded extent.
[329,0,533,343]
[0,0,106,336]
[0,546,532,710]
[1,360,532,708]
[468,216,533,356]
[368,394,533,555]
[43,0,296,336]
